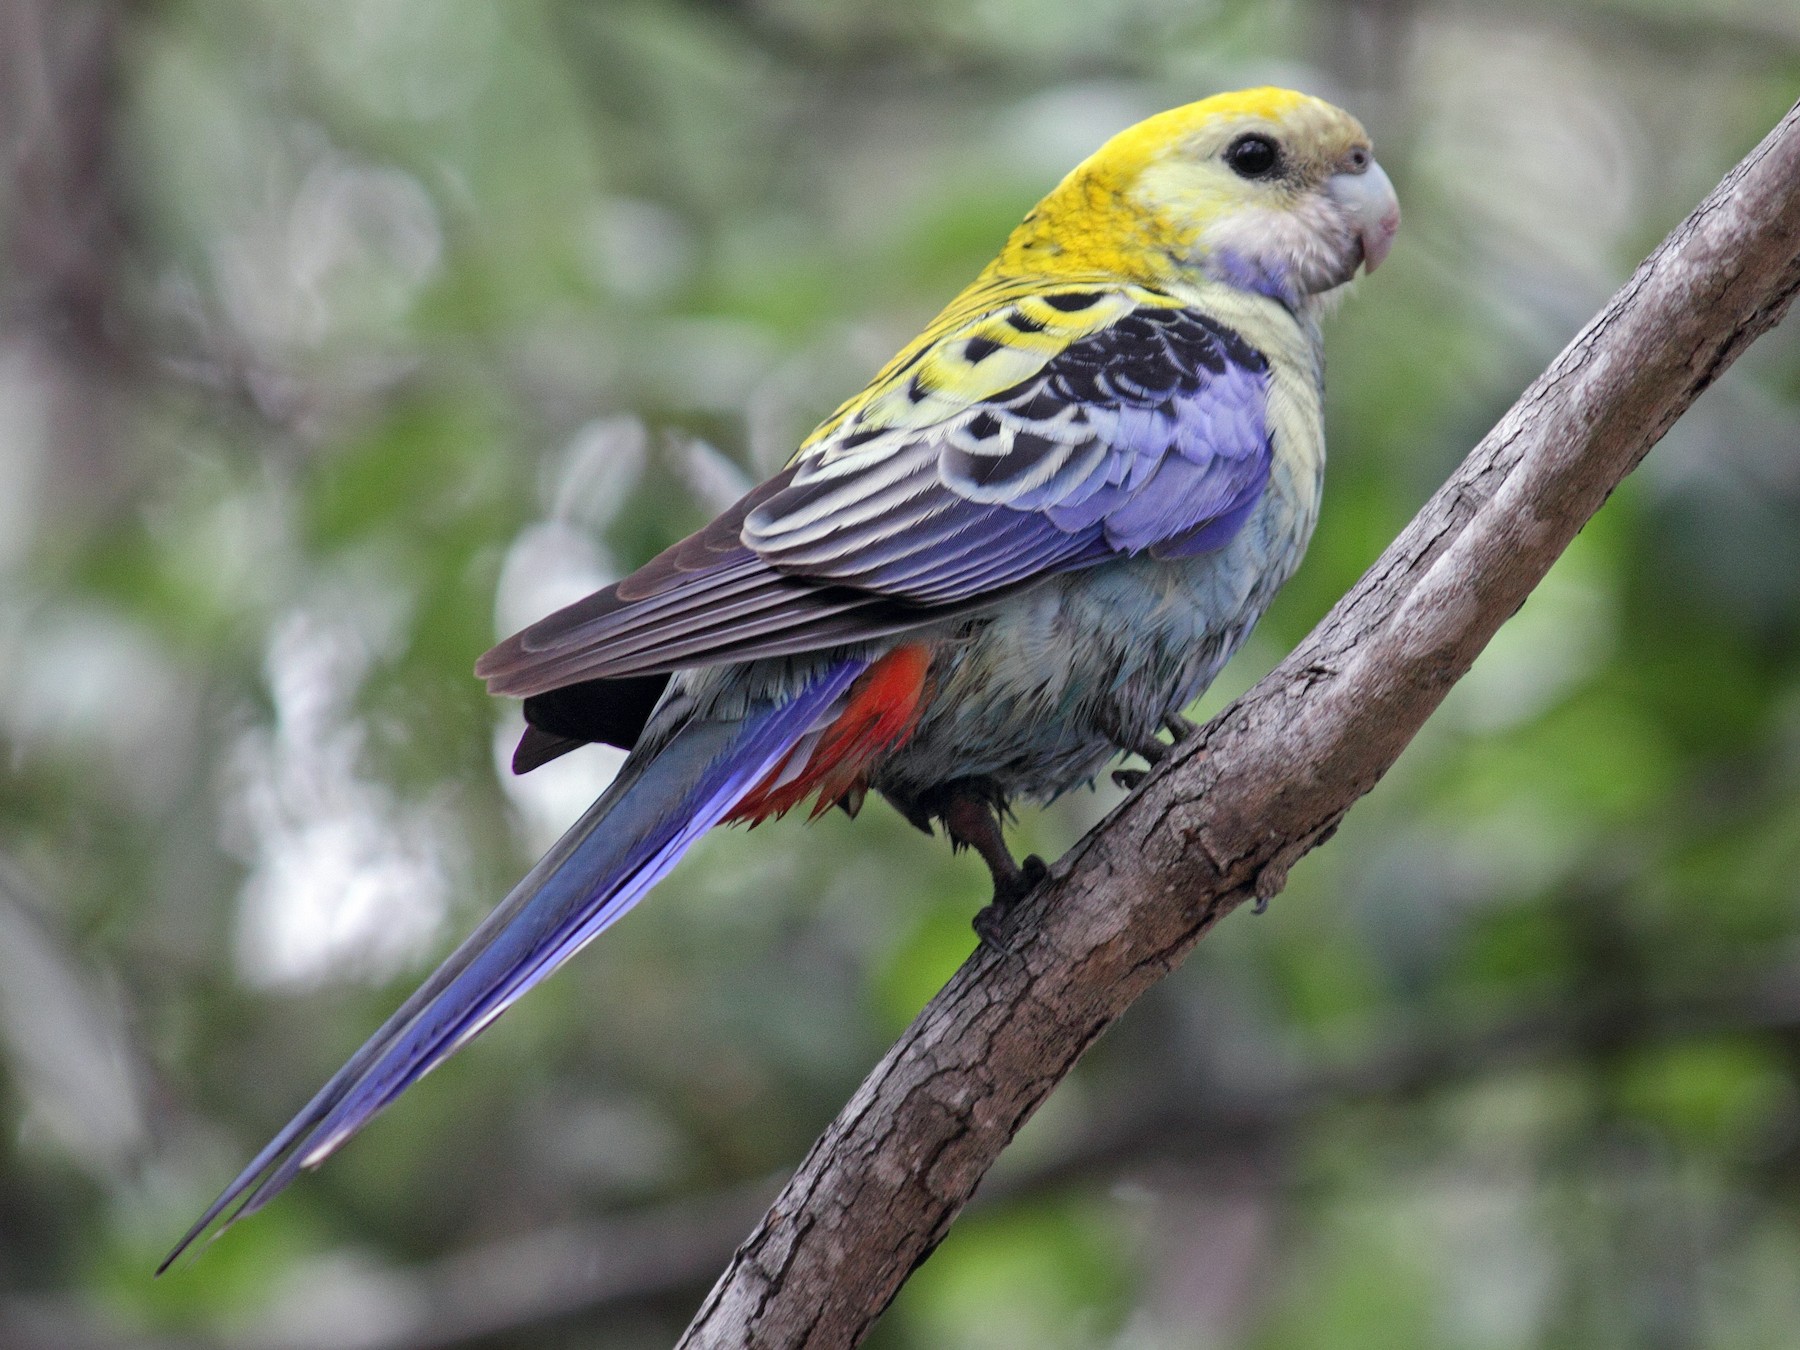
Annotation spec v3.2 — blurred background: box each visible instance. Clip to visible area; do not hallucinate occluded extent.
[1,1,1797,1347]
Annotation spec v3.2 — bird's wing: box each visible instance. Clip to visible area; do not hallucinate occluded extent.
[477,282,1272,698]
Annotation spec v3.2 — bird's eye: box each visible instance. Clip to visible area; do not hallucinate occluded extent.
[1224,133,1281,179]
[1345,145,1371,173]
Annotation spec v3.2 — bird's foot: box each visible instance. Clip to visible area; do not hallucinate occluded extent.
[1112,724,1179,790]
[1097,708,1170,771]
[1132,736,1168,766]
[972,854,1048,952]
[918,779,1047,950]
[1112,716,1203,790]
[1105,736,1165,794]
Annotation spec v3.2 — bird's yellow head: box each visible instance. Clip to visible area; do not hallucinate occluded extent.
[994,87,1400,303]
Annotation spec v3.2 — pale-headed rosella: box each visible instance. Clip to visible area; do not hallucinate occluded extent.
[165,86,1398,1266]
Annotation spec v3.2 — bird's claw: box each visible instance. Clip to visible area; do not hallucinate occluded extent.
[972,855,1048,952]
[1112,767,1147,792]
[971,903,1010,951]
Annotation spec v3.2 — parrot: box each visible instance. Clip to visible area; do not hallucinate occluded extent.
[163,85,1398,1267]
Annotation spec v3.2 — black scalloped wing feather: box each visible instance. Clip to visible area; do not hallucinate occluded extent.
[477,304,1270,709]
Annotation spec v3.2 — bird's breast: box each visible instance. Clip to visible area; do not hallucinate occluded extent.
[878,436,1325,807]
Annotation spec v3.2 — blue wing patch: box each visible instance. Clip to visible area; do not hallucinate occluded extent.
[478,303,1272,696]
[744,306,1272,604]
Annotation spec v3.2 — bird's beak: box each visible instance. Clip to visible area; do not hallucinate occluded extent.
[1328,159,1401,274]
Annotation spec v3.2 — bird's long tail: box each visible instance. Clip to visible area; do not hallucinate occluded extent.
[161,657,870,1271]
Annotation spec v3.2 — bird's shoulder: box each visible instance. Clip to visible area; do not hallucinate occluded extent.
[799,274,1278,462]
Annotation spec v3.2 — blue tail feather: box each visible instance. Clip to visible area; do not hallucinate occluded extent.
[160,659,864,1272]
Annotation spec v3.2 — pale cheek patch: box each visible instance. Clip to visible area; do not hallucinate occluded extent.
[1198,195,1357,297]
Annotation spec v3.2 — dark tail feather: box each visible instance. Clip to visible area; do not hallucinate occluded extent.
[160,658,865,1272]
[512,723,584,773]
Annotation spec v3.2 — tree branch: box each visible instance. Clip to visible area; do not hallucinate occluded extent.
[12,956,1800,1350]
[679,99,1800,1348]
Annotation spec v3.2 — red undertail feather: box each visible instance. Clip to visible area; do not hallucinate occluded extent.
[727,644,932,825]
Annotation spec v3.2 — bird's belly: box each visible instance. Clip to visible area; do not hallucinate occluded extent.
[874,510,1309,808]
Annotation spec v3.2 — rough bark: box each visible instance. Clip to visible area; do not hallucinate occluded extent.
[678,99,1800,1349]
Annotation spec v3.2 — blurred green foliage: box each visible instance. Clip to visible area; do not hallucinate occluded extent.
[1,2,1798,1347]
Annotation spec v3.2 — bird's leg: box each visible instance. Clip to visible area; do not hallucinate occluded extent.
[930,781,1046,949]
[1164,713,1200,742]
